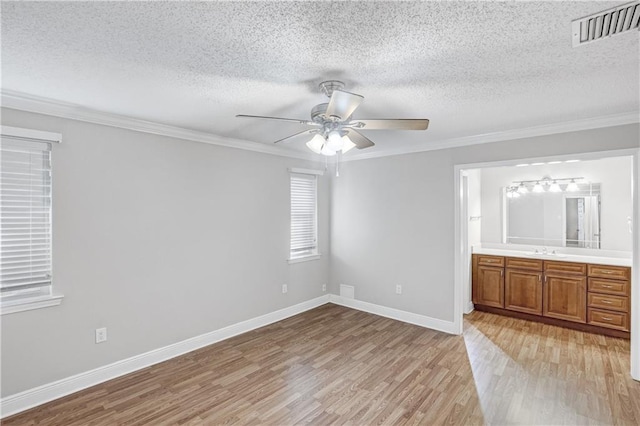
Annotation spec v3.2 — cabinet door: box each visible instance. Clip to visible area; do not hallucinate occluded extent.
[505,269,543,315]
[543,274,587,323]
[475,266,504,308]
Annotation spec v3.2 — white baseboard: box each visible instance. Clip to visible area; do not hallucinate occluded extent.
[329,295,458,335]
[464,301,475,314]
[1,295,331,419]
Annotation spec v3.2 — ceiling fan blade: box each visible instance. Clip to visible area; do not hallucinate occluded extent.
[236,114,319,126]
[325,90,364,120]
[349,119,430,130]
[345,130,375,149]
[273,129,316,144]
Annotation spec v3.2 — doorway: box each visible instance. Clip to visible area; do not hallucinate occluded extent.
[454,148,639,381]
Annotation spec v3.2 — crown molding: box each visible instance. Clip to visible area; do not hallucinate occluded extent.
[0,90,318,161]
[2,90,637,163]
[342,111,640,162]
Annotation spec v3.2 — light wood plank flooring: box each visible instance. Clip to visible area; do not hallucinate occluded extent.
[4,304,640,425]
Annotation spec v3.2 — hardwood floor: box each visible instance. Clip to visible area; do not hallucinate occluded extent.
[4,304,640,425]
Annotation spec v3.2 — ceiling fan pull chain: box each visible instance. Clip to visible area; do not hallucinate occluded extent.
[336,151,340,177]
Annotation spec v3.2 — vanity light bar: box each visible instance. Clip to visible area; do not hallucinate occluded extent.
[512,177,584,185]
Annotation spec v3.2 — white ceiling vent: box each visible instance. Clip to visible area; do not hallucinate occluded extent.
[572,1,640,47]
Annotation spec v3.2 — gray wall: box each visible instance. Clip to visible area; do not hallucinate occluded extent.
[330,124,639,322]
[1,108,330,396]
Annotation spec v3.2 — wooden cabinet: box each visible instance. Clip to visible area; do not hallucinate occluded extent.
[543,273,587,323]
[587,264,630,281]
[587,309,629,331]
[475,266,504,308]
[586,264,630,331]
[588,278,629,297]
[472,255,505,308]
[504,256,543,315]
[471,253,631,338]
[505,269,543,315]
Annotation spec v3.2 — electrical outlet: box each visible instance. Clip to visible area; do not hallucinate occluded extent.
[395,284,402,295]
[95,327,107,344]
[322,284,327,292]
[282,284,288,294]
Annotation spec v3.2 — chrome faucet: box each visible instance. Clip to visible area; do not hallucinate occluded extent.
[541,247,547,255]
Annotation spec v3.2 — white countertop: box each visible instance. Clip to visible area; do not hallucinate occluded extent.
[472,247,632,267]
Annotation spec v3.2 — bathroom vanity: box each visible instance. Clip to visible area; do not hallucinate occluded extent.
[472,250,632,338]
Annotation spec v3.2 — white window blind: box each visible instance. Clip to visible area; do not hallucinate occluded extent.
[1,136,53,299]
[290,173,317,258]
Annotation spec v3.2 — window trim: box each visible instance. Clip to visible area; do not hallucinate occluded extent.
[288,168,323,263]
[1,126,63,315]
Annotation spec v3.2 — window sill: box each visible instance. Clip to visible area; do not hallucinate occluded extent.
[1,294,64,315]
[288,254,322,264]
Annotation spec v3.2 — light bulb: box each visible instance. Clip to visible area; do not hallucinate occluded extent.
[341,135,357,153]
[326,131,344,151]
[321,144,336,156]
[532,181,544,193]
[305,134,325,154]
[549,181,561,192]
[517,183,528,194]
[566,179,579,192]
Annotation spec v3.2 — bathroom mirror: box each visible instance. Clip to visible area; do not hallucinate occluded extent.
[504,183,601,249]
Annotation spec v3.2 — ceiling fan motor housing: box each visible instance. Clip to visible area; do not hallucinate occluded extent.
[318,80,345,98]
[310,103,329,123]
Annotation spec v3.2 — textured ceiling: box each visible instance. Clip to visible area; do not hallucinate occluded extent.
[2,1,639,157]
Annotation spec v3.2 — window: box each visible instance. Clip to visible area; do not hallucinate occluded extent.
[1,127,62,314]
[290,171,319,261]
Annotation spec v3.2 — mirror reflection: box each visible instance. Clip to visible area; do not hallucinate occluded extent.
[505,181,601,248]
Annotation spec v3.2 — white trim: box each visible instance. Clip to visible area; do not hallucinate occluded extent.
[342,111,639,162]
[1,294,64,315]
[1,90,317,161]
[0,295,331,418]
[287,254,322,264]
[329,294,458,335]
[3,90,637,162]
[632,151,640,381]
[288,167,324,176]
[465,302,475,315]
[453,148,640,382]
[0,125,61,143]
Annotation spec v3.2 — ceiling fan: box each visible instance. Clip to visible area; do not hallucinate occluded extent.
[236,80,430,156]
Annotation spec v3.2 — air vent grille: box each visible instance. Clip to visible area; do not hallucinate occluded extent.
[572,1,640,47]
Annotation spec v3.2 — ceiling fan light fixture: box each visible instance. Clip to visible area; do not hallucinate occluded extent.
[326,130,344,151]
[306,134,325,154]
[321,144,336,156]
[341,135,356,153]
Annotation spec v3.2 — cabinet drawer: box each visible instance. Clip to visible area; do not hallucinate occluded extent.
[477,255,504,267]
[587,264,631,281]
[587,293,629,313]
[588,278,629,297]
[588,308,629,331]
[544,260,586,275]
[505,257,543,271]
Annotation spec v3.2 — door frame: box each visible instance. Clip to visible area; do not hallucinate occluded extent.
[453,148,639,381]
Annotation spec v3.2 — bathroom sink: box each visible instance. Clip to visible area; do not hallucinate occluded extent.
[526,251,567,258]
